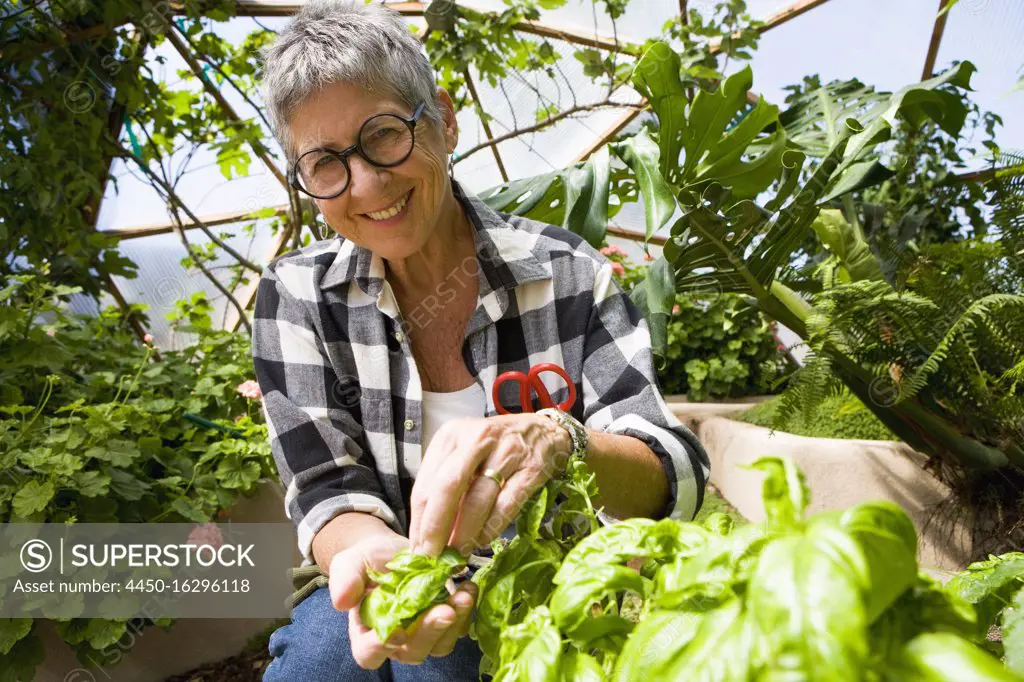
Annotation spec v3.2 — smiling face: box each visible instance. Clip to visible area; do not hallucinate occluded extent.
[287,82,460,261]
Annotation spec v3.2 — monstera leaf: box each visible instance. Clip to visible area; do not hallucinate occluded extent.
[775,77,890,157]
[479,147,613,248]
[610,128,676,240]
[632,44,787,203]
[773,63,977,204]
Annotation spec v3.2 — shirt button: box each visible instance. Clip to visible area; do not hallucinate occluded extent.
[403,419,415,431]
[395,331,404,343]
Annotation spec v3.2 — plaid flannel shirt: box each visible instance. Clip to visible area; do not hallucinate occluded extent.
[252,181,709,563]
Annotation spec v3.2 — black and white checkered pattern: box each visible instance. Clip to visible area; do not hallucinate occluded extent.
[252,181,709,562]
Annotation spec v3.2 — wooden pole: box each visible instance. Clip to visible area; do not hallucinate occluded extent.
[922,0,951,80]
[464,70,509,183]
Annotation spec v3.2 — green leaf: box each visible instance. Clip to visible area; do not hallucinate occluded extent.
[825,62,976,199]
[632,43,688,181]
[560,650,604,682]
[633,257,675,354]
[0,620,32,656]
[612,610,701,682]
[171,497,209,523]
[746,456,809,528]
[611,129,676,240]
[12,480,54,517]
[85,438,141,467]
[1004,588,1024,676]
[72,470,111,498]
[0,632,44,682]
[946,552,1024,636]
[80,618,128,650]
[360,549,466,642]
[494,606,562,682]
[549,563,643,645]
[810,209,884,282]
[837,500,918,623]
[885,632,1020,681]
[869,575,978,663]
[614,600,753,681]
[516,485,549,539]
[563,147,610,247]
[746,524,868,681]
[108,469,151,501]
[215,455,262,489]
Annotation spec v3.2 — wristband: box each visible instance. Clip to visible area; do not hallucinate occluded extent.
[536,407,588,469]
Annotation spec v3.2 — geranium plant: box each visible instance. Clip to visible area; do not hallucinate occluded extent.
[0,274,275,678]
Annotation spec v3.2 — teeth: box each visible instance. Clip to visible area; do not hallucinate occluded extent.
[366,191,410,221]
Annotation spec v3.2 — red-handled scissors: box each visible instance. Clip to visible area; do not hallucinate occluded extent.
[493,363,576,415]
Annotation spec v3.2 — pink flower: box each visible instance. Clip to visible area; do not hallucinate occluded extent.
[187,522,223,549]
[643,253,655,262]
[600,244,628,258]
[237,380,262,400]
[45,329,56,337]
[672,304,681,315]
[143,333,154,344]
[610,262,626,278]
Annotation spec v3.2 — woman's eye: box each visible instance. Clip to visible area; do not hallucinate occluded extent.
[313,154,335,170]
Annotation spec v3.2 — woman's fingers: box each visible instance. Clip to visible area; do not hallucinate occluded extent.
[473,469,543,547]
[329,550,367,612]
[390,602,458,664]
[348,602,407,669]
[349,590,470,668]
[411,437,496,557]
[329,535,409,611]
[447,473,503,555]
[431,582,478,657]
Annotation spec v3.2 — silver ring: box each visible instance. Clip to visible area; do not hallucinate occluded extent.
[478,467,505,489]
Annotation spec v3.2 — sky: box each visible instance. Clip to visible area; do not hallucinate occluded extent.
[84,0,1024,346]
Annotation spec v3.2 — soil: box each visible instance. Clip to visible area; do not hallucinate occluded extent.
[162,648,271,682]
[162,620,285,682]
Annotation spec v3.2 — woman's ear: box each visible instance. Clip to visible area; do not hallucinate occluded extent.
[435,86,458,152]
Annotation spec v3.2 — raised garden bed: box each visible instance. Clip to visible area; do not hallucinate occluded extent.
[667,399,973,573]
[31,482,291,682]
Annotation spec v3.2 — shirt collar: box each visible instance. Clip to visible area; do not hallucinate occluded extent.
[320,180,550,298]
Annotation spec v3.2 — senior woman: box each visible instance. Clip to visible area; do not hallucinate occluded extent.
[252,1,709,679]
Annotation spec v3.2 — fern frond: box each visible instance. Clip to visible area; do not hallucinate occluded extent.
[773,349,845,432]
[896,294,1024,402]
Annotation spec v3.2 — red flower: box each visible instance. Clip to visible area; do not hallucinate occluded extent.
[187,522,224,550]
[237,380,262,400]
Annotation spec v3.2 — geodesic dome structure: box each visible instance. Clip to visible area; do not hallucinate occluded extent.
[68,0,1022,348]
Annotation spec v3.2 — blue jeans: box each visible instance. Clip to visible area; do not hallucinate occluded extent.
[263,586,484,681]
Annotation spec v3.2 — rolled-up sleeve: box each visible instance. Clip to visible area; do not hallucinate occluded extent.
[252,261,401,563]
[579,261,710,522]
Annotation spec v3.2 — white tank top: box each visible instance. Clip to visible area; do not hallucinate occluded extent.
[408,383,486,477]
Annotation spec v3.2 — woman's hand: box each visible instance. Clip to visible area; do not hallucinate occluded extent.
[328,534,478,669]
[408,414,572,557]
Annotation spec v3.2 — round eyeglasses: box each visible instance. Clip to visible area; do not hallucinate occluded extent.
[289,102,426,199]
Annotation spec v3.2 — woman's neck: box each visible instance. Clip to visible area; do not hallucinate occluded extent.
[386,188,476,295]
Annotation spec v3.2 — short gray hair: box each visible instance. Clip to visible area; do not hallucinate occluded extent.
[261,0,443,163]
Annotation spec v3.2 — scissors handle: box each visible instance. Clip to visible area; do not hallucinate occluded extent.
[493,363,576,415]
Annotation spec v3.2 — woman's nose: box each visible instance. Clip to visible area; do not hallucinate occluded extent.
[347,154,389,198]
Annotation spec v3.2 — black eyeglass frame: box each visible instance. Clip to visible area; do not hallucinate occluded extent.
[288,101,426,200]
